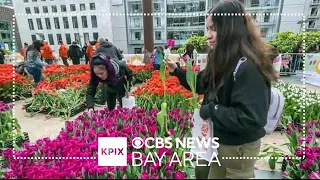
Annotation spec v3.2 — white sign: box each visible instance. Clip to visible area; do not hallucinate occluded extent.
[98,137,128,166]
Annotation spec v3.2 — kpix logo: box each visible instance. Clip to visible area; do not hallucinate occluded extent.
[98,137,127,166]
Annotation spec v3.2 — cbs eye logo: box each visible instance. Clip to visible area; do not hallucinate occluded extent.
[132,137,144,149]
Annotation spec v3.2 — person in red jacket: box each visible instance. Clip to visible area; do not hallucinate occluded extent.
[20,42,28,61]
[59,40,69,66]
[86,41,96,63]
[41,40,54,64]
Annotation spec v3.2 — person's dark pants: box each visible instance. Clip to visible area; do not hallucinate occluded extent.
[291,55,301,73]
[61,57,69,66]
[106,91,125,111]
[45,59,53,65]
[153,64,160,71]
[85,55,89,64]
[0,59,4,64]
[26,67,43,87]
[71,58,80,65]
[99,83,107,103]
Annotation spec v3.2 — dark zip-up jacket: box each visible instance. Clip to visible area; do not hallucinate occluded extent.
[86,59,134,109]
[170,60,270,145]
[94,41,123,60]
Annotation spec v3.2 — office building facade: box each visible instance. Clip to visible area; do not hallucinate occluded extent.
[0,0,12,6]
[0,5,22,51]
[13,0,114,53]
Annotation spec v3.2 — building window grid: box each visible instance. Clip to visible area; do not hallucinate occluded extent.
[48,34,54,45]
[43,6,48,13]
[65,33,71,44]
[80,3,86,11]
[52,5,57,13]
[91,15,98,28]
[81,16,88,28]
[61,5,67,12]
[72,16,79,28]
[63,17,69,29]
[56,34,62,42]
[34,7,40,14]
[70,4,76,11]
[90,3,95,10]
[28,19,34,30]
[45,18,51,29]
[54,17,60,29]
[25,7,31,14]
[36,18,43,30]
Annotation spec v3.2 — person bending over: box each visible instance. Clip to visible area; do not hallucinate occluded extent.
[86,53,134,115]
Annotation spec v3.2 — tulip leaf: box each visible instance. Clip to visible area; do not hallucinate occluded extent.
[268,157,276,170]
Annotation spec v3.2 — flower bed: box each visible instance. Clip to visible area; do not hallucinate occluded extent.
[3,107,193,179]
[43,64,89,82]
[0,64,33,102]
[25,72,90,119]
[133,71,199,111]
[128,64,153,84]
[0,101,29,169]
[273,81,320,125]
[282,120,320,179]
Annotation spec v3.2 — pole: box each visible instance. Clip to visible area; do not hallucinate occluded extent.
[142,0,154,53]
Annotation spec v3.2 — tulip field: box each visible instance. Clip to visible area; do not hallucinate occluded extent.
[0,63,320,179]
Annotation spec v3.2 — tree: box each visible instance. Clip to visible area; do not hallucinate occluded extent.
[176,36,207,54]
[269,31,320,53]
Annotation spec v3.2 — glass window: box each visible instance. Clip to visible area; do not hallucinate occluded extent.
[74,33,81,44]
[52,5,57,13]
[54,17,60,29]
[72,16,78,28]
[45,18,51,29]
[91,15,97,28]
[155,31,161,40]
[34,7,40,13]
[61,5,67,12]
[80,4,86,11]
[70,4,76,11]
[93,32,98,40]
[65,33,71,44]
[83,33,89,43]
[90,3,95,10]
[36,18,43,30]
[81,16,88,28]
[56,34,62,42]
[43,6,48,13]
[28,19,34,30]
[31,35,36,41]
[48,34,54,45]
[25,7,31,14]
[63,17,69,29]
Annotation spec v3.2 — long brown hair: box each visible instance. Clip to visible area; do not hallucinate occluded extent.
[203,0,277,93]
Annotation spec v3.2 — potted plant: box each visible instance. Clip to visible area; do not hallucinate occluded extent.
[122,76,136,109]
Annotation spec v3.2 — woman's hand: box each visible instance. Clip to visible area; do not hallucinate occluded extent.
[164,59,178,73]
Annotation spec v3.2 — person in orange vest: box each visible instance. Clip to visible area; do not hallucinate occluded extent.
[20,42,28,61]
[86,41,97,63]
[41,40,54,64]
[59,40,69,66]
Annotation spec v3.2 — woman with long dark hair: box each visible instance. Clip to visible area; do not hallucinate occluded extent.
[182,44,197,65]
[25,40,47,86]
[86,53,134,115]
[165,1,277,179]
